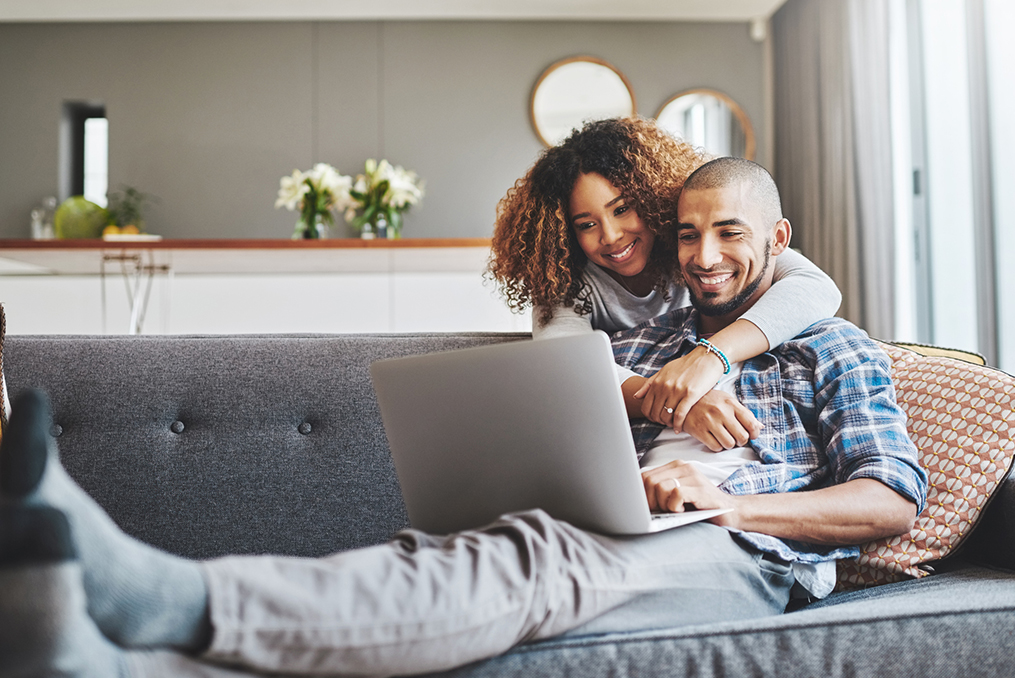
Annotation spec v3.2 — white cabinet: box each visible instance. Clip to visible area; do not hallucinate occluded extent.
[0,241,532,335]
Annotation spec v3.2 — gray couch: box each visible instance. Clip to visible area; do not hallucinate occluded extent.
[5,333,1015,678]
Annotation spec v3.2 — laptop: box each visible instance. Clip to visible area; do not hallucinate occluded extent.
[369,331,731,535]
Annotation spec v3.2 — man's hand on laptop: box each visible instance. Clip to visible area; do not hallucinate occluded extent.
[683,391,763,451]
[642,460,737,526]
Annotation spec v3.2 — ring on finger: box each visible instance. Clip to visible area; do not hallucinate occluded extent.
[665,407,674,414]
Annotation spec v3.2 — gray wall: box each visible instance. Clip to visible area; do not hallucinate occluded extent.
[0,21,766,240]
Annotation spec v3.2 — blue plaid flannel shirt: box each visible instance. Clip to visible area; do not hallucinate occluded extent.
[611,308,928,563]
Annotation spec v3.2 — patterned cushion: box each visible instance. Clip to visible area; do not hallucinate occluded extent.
[836,341,1015,589]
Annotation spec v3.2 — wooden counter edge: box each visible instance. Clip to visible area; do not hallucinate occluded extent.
[0,238,493,250]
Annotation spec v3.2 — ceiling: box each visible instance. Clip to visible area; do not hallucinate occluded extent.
[0,0,791,23]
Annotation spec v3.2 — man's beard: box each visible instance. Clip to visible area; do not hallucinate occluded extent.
[687,240,771,317]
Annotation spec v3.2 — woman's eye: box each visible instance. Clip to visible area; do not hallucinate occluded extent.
[575,220,595,231]
[615,205,630,216]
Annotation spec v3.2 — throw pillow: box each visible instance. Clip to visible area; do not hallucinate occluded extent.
[836,341,1015,589]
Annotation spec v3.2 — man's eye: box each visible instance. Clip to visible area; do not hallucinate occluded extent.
[615,205,630,216]
[678,233,698,242]
[723,231,743,238]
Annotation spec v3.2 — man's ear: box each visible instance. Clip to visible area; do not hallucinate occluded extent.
[770,218,792,255]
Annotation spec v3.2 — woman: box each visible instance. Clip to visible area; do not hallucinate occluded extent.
[488,117,841,441]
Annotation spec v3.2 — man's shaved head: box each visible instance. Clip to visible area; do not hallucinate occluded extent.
[681,157,783,228]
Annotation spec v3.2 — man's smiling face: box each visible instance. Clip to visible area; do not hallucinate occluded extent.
[675,180,789,327]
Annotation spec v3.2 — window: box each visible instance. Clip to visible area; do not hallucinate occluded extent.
[83,117,108,207]
[60,101,107,207]
[893,0,1012,370]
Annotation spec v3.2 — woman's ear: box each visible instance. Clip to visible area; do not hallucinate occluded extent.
[770,218,792,255]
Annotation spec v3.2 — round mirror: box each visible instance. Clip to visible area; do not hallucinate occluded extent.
[530,56,636,147]
[655,89,755,160]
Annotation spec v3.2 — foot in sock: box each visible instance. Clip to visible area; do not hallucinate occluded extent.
[0,504,127,677]
[0,389,212,651]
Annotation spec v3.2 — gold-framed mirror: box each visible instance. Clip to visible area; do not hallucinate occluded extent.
[655,88,755,160]
[530,56,637,147]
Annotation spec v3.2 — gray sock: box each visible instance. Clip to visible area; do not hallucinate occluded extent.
[0,506,128,678]
[1,390,212,651]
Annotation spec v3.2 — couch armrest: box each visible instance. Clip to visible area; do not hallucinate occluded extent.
[961,472,1015,571]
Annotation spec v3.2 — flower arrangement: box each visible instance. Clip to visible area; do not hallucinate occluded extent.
[275,163,353,239]
[345,159,425,239]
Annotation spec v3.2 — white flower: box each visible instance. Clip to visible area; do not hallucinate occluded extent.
[374,159,394,180]
[342,158,425,233]
[331,186,356,212]
[275,164,353,213]
[312,164,354,210]
[386,165,425,209]
[275,169,309,211]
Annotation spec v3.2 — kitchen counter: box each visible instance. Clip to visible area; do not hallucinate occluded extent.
[0,238,494,275]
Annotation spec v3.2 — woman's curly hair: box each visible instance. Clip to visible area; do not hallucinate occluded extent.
[488,117,709,325]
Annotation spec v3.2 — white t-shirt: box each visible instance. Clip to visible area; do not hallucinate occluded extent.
[640,363,760,483]
[639,362,836,599]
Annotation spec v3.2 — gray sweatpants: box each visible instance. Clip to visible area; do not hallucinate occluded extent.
[129,510,795,677]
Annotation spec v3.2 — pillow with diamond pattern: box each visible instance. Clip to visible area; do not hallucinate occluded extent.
[836,341,1015,590]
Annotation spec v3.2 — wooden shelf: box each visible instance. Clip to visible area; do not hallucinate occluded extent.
[0,237,491,249]
[0,238,494,275]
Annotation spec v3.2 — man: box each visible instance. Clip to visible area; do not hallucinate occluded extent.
[0,158,926,677]
[617,157,926,599]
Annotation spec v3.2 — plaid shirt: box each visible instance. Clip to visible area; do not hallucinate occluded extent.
[612,309,928,563]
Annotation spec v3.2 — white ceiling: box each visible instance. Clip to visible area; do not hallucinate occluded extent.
[0,0,790,23]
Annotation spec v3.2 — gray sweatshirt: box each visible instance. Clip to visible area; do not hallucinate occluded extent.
[532,248,842,382]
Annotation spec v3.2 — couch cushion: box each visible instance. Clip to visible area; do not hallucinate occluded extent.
[836,342,1015,589]
[4,333,528,559]
[424,567,1015,678]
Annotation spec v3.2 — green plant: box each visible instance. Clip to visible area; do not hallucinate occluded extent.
[346,159,425,237]
[275,164,353,238]
[106,186,156,229]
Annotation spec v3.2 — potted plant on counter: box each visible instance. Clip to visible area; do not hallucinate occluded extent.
[345,159,425,239]
[275,163,353,239]
[104,186,156,237]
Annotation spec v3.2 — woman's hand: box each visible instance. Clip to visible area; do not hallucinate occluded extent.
[641,460,739,526]
[683,390,763,450]
[633,346,726,431]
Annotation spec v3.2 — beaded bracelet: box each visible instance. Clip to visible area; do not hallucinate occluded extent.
[697,338,731,375]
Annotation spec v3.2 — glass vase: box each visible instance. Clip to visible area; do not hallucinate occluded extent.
[387,215,402,240]
[293,213,329,240]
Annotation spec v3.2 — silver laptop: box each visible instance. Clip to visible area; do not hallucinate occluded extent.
[370,331,731,535]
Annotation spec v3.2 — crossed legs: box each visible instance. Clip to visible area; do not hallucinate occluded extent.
[0,390,794,677]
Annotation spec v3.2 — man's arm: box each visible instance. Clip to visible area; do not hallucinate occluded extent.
[622,376,762,450]
[642,461,917,544]
[621,375,649,419]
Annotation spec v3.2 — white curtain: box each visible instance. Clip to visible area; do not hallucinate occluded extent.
[772,0,896,339]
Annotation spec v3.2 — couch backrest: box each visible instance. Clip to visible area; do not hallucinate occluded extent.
[8,332,1015,575]
[5,333,528,559]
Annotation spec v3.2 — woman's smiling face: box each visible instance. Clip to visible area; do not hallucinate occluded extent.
[569,172,655,283]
